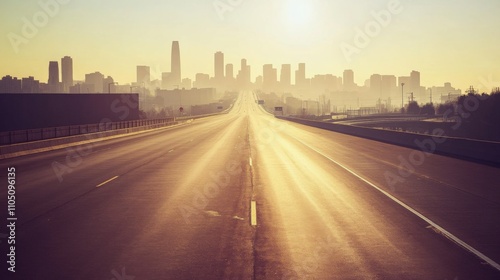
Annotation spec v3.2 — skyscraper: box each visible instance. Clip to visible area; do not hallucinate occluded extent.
[410,70,420,91]
[295,63,306,87]
[237,59,251,89]
[48,61,59,86]
[263,64,277,91]
[280,64,291,88]
[171,41,181,85]
[370,74,382,97]
[137,66,151,85]
[343,69,355,90]
[381,75,397,99]
[61,56,73,92]
[225,64,234,79]
[214,51,224,81]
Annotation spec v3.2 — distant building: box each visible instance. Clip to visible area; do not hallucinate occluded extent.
[398,76,410,88]
[295,63,306,87]
[70,83,95,93]
[48,61,61,92]
[0,75,22,93]
[280,64,291,89]
[194,73,210,88]
[137,66,151,86]
[225,63,235,90]
[85,72,105,93]
[410,70,425,102]
[237,59,251,89]
[430,82,462,103]
[255,76,263,88]
[370,74,382,97]
[410,70,420,92]
[103,76,115,93]
[170,41,181,86]
[162,72,172,89]
[181,78,192,89]
[214,51,224,82]
[61,56,73,92]
[381,75,397,99]
[225,64,234,80]
[48,61,59,86]
[21,76,40,93]
[155,88,217,114]
[311,74,340,92]
[263,64,277,91]
[343,69,355,91]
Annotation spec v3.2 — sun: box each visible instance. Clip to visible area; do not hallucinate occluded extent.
[285,0,313,27]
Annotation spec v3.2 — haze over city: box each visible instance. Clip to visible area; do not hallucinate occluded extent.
[1,0,500,91]
[2,1,500,279]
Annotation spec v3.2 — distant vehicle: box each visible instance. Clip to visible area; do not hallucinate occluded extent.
[274,107,284,116]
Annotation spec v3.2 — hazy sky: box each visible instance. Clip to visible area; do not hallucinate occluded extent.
[1,0,499,91]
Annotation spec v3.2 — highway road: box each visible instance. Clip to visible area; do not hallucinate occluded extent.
[1,92,499,279]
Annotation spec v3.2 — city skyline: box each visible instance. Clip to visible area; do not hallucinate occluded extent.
[1,0,499,92]
[0,46,472,106]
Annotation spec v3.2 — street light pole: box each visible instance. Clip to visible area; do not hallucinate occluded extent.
[401,82,405,113]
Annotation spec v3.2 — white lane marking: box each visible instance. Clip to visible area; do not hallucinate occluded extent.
[96,176,119,188]
[251,201,257,226]
[249,157,253,167]
[292,137,500,271]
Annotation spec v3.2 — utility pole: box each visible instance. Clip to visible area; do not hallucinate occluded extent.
[401,83,405,113]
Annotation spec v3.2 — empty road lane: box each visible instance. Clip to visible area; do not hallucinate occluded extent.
[1,92,499,279]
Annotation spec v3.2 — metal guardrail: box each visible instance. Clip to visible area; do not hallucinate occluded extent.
[0,118,176,146]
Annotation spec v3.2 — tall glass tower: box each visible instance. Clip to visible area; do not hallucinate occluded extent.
[171,41,181,85]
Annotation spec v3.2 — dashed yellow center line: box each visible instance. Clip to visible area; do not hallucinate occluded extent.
[96,176,119,188]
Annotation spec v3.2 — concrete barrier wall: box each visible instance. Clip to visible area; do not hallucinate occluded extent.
[0,118,176,146]
[277,116,500,166]
[0,121,179,158]
[0,102,233,159]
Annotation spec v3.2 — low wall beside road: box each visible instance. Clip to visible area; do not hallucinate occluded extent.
[0,118,180,159]
[277,116,500,166]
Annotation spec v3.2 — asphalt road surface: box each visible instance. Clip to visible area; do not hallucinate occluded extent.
[1,92,499,279]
